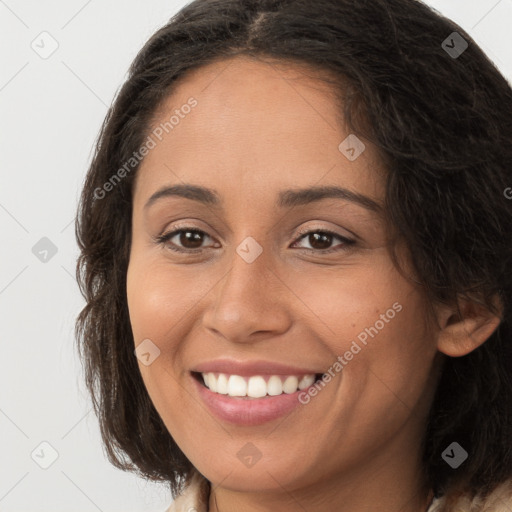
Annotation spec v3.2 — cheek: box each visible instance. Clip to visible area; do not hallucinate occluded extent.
[334,293,434,420]
[289,257,434,395]
[126,257,205,343]
[126,257,213,412]
[126,261,195,430]
[285,254,423,343]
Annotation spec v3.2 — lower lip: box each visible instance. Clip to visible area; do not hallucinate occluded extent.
[192,374,314,426]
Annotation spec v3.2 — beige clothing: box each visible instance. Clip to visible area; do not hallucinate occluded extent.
[165,469,512,512]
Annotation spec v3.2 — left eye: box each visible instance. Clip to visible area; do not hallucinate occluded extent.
[291,230,355,252]
[156,228,354,253]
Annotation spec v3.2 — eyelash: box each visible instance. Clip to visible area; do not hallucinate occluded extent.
[155,225,356,255]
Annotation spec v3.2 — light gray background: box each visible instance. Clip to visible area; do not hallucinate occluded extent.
[1,1,511,511]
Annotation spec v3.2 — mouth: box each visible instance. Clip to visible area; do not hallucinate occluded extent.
[190,367,330,425]
[191,371,324,399]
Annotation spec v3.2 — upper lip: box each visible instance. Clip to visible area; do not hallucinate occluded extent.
[192,359,322,377]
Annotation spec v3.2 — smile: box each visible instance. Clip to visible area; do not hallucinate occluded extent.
[191,369,326,426]
[199,372,320,398]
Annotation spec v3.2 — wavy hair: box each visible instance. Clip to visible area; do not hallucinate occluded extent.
[75,0,512,506]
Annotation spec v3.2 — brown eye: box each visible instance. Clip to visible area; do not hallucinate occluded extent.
[157,228,215,252]
[291,229,355,254]
[307,232,334,250]
[176,230,205,249]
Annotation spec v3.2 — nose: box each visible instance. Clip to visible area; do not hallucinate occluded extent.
[202,244,293,344]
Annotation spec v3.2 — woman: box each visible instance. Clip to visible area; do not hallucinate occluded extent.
[75,0,512,510]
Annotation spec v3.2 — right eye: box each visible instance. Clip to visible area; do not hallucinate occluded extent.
[156,227,219,253]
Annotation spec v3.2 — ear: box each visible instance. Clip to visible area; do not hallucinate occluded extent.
[435,295,503,357]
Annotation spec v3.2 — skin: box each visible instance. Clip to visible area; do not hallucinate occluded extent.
[126,56,501,512]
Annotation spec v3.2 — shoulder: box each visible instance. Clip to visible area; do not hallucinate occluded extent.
[165,469,210,512]
[428,479,512,512]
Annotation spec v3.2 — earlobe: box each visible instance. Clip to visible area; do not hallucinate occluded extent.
[436,296,503,358]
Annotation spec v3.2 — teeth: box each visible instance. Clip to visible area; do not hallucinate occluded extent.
[207,372,217,392]
[283,376,299,394]
[200,373,317,397]
[247,376,267,398]
[298,374,315,390]
[267,375,283,396]
[228,375,247,396]
[217,373,229,394]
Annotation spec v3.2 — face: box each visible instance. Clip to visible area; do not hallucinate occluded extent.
[127,56,442,496]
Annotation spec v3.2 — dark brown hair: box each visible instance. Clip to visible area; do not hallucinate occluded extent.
[75,0,512,505]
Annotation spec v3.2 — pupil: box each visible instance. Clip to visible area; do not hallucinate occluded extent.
[181,231,203,249]
[310,232,332,250]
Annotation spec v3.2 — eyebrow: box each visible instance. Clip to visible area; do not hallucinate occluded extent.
[144,184,382,213]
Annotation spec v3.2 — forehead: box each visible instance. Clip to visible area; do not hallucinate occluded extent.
[134,55,385,209]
